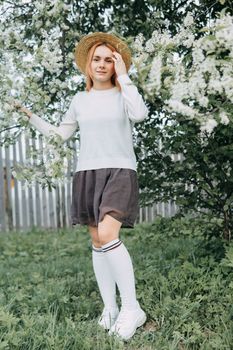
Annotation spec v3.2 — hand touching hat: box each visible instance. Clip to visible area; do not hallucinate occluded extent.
[75,32,132,74]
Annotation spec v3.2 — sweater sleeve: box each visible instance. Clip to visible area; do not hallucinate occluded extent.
[29,95,78,141]
[117,74,148,123]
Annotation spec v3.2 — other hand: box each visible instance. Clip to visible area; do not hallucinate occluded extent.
[12,100,32,119]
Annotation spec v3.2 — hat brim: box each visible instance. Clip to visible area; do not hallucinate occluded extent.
[75,32,132,74]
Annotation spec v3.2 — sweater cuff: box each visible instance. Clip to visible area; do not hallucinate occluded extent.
[117,74,133,86]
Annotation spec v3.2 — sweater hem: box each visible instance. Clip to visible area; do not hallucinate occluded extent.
[75,158,137,172]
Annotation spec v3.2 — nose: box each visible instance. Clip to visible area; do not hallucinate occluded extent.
[98,60,106,68]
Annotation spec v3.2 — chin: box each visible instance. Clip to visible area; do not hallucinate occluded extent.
[96,77,110,82]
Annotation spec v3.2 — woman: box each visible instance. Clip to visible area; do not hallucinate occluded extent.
[15,32,148,341]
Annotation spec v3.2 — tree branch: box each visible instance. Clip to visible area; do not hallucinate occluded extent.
[0,124,21,133]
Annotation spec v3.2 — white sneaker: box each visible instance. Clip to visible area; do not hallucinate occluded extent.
[109,306,146,340]
[98,306,119,330]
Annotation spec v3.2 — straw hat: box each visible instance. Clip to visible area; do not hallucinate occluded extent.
[75,32,132,74]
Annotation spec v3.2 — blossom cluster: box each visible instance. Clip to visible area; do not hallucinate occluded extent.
[133,12,233,134]
[0,0,81,187]
[12,132,73,190]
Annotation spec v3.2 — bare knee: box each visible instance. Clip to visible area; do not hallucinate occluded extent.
[88,226,101,248]
[98,229,117,246]
[98,214,122,245]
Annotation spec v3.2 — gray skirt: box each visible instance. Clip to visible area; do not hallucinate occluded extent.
[71,168,139,228]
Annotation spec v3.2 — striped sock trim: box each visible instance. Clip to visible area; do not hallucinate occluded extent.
[92,245,103,253]
[102,239,122,253]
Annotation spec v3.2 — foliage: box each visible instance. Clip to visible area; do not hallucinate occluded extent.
[12,132,73,190]
[0,0,232,184]
[0,218,233,349]
[134,12,233,131]
[133,12,233,239]
[0,1,233,234]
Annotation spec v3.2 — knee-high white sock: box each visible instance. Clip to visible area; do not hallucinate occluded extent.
[102,239,139,310]
[92,245,118,309]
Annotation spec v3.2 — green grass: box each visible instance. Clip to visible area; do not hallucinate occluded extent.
[0,218,233,349]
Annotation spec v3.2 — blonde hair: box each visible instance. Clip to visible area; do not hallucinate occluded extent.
[85,42,121,91]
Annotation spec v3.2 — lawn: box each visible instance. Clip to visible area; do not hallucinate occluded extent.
[0,217,232,349]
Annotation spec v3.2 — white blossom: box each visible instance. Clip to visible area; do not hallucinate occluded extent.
[207,79,223,95]
[148,55,162,92]
[132,52,149,67]
[133,33,145,53]
[199,37,216,53]
[198,97,209,108]
[170,82,189,101]
[222,76,233,102]
[219,112,230,125]
[200,118,218,134]
[215,20,233,50]
[133,13,232,138]
[183,33,195,48]
[192,48,205,65]
[166,100,197,118]
[183,12,194,27]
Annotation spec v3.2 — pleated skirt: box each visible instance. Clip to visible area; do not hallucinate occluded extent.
[71,168,139,228]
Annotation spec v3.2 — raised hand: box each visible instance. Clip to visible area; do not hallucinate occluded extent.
[112,51,127,77]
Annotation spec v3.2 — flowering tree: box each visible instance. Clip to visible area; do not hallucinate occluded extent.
[0,0,160,188]
[134,12,232,132]
[0,0,121,188]
[133,12,233,239]
[1,0,233,236]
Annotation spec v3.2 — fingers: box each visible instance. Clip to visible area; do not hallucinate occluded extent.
[11,100,31,118]
[112,51,127,76]
[112,52,125,67]
[112,51,123,61]
[12,100,23,109]
[13,101,27,113]
[13,100,19,107]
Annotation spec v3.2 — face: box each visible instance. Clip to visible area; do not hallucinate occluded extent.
[90,45,115,85]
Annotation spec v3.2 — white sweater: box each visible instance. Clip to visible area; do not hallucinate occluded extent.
[29,74,148,172]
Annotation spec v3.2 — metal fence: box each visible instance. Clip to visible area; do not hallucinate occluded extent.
[0,133,178,232]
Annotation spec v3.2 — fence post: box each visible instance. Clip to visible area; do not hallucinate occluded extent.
[25,135,34,228]
[12,142,20,230]
[0,140,6,231]
[18,134,28,230]
[5,147,13,230]
[32,137,42,227]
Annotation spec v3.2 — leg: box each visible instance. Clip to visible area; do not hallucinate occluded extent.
[98,213,122,245]
[88,225,101,248]
[98,214,146,340]
[88,224,119,329]
[98,214,137,309]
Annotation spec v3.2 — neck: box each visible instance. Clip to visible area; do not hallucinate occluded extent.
[92,80,115,90]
